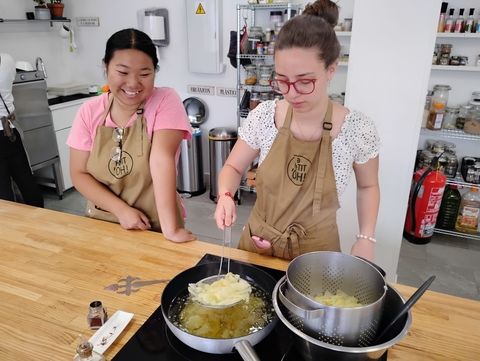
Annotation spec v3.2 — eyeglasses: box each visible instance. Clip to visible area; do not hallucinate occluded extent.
[110,127,124,162]
[270,78,317,95]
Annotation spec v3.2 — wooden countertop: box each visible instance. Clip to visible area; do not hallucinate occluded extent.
[0,200,478,360]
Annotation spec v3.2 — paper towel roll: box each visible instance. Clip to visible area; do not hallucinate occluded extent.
[144,15,165,41]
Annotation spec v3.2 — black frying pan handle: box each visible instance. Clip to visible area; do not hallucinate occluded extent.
[355,256,386,277]
[375,275,436,344]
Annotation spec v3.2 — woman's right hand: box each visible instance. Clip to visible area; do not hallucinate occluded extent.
[117,206,151,230]
[214,193,237,229]
[163,228,196,243]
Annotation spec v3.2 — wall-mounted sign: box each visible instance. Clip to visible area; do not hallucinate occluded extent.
[187,85,215,96]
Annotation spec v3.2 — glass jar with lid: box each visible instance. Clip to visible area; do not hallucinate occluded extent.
[249,92,260,110]
[258,65,274,86]
[244,64,257,85]
[426,84,451,130]
[442,105,459,130]
[248,26,263,54]
[417,150,435,170]
[444,153,458,178]
[456,104,472,129]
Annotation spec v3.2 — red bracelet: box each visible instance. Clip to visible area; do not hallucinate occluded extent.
[220,191,235,200]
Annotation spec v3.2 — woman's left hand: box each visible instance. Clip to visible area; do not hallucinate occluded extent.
[350,238,375,261]
[164,228,196,243]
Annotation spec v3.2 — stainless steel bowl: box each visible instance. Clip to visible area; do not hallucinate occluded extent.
[274,275,412,361]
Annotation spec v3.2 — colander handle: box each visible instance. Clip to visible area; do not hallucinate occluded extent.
[278,279,324,320]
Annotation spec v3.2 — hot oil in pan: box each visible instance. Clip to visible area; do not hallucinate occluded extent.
[169,285,275,339]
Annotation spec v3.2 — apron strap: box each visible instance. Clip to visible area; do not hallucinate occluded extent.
[312,101,333,215]
[282,105,294,130]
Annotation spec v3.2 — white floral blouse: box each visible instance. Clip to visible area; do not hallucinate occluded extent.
[238,100,380,197]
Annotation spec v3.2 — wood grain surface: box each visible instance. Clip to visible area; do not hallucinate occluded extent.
[0,200,478,360]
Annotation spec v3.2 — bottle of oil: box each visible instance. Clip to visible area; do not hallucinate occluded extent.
[436,185,462,230]
[455,187,480,233]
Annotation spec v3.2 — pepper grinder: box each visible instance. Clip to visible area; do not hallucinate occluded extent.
[87,301,108,330]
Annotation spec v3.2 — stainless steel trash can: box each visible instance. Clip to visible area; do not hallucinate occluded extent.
[177,97,207,196]
[208,127,237,202]
[177,127,206,196]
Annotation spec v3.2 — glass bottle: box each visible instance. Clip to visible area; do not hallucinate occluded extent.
[437,2,448,32]
[454,8,465,33]
[444,8,455,32]
[465,8,475,33]
[249,92,260,110]
[455,187,480,233]
[436,185,462,230]
[87,301,108,330]
[426,84,451,130]
[73,340,105,361]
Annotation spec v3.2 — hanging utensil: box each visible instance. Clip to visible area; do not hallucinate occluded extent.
[374,275,436,344]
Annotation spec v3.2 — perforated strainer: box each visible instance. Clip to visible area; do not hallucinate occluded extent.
[279,251,387,347]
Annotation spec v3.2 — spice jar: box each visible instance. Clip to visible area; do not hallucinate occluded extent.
[74,339,105,361]
[87,300,108,330]
[449,56,460,66]
[244,64,257,85]
[442,105,459,130]
[258,64,273,86]
[427,84,451,130]
[249,92,260,110]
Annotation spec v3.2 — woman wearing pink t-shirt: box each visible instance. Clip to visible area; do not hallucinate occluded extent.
[68,28,195,242]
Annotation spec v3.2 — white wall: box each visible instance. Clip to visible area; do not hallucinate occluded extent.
[1,0,446,279]
[339,0,441,281]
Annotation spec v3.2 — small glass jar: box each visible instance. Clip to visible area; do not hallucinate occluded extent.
[459,56,469,66]
[87,301,108,330]
[248,26,263,54]
[259,91,271,102]
[440,43,452,57]
[456,104,472,129]
[256,42,264,55]
[343,18,353,31]
[439,54,450,65]
[74,340,105,361]
[249,92,260,110]
[244,64,257,85]
[258,65,274,86]
[449,56,460,66]
[431,140,446,154]
[444,153,458,178]
[442,105,460,129]
[264,28,272,43]
[417,150,435,170]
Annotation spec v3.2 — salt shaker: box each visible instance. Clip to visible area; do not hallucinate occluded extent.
[87,301,108,330]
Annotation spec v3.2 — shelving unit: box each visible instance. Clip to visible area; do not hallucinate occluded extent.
[235,2,300,202]
[420,15,480,242]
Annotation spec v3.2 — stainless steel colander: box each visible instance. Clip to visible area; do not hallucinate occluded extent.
[280,252,387,346]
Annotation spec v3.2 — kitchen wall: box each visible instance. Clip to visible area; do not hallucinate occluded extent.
[1,0,439,279]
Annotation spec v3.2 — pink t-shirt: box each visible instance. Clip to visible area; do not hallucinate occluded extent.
[67,87,192,151]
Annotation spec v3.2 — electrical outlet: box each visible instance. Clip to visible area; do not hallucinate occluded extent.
[76,17,100,27]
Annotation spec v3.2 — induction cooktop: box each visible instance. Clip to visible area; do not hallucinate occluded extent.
[112,254,388,361]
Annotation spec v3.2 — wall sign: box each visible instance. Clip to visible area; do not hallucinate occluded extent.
[187,85,215,96]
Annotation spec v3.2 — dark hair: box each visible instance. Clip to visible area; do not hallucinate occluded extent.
[275,0,341,68]
[103,28,158,70]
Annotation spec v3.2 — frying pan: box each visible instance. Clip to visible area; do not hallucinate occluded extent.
[161,261,278,361]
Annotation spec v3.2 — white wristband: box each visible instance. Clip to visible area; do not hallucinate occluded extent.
[356,234,377,243]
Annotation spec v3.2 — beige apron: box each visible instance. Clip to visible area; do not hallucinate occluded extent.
[85,95,183,231]
[239,101,340,260]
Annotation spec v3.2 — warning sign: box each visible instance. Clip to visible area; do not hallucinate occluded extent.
[196,3,206,15]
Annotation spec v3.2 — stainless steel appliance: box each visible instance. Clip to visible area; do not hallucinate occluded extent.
[12,66,64,198]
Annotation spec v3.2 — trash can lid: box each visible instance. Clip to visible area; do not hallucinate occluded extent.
[208,127,237,140]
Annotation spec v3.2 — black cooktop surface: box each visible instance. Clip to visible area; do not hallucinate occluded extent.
[112,254,388,361]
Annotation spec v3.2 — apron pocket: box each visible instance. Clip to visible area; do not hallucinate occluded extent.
[243,220,274,256]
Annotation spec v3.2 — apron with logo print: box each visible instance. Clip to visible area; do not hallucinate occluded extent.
[85,95,183,231]
[239,101,340,260]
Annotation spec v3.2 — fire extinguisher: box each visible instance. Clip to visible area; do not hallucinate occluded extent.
[404,156,447,244]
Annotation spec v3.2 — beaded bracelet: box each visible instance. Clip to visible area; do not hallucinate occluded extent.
[356,234,377,243]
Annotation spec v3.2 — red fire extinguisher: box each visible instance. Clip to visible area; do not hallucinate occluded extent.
[404,157,447,244]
